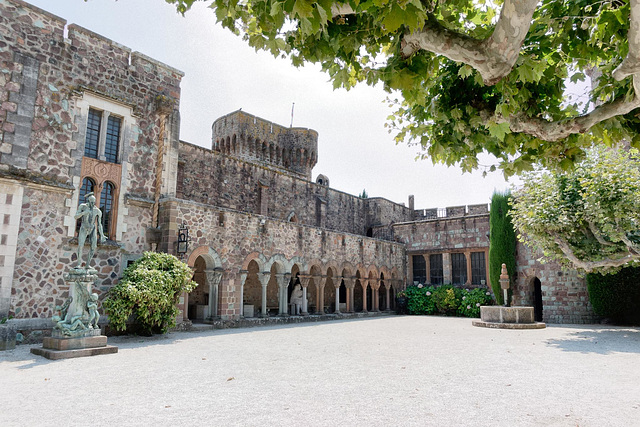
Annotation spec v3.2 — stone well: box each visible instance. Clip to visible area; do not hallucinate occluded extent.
[472,306,546,329]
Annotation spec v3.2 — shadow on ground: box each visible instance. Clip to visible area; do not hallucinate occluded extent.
[545,328,640,355]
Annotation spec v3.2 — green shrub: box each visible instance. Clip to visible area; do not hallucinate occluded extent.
[433,285,461,315]
[405,285,437,315]
[104,251,197,335]
[457,288,494,317]
[587,268,640,325]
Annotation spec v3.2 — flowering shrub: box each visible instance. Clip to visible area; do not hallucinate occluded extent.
[405,285,437,314]
[457,288,494,317]
[404,284,494,318]
[104,252,197,335]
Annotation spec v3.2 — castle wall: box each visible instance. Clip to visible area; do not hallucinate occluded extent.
[0,0,183,320]
[177,142,413,236]
[394,212,491,287]
[159,198,406,318]
[514,241,595,324]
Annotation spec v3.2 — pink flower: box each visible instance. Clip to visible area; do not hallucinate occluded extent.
[462,296,466,300]
[466,305,471,310]
[417,284,423,288]
[426,291,431,296]
[476,303,481,307]
[486,292,491,296]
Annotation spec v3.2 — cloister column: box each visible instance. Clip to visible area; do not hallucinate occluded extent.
[277,273,291,316]
[238,269,248,318]
[465,251,472,286]
[313,275,326,314]
[334,276,343,313]
[259,271,270,317]
[384,285,391,311]
[344,277,355,312]
[362,279,368,313]
[373,281,380,312]
[205,268,224,320]
[299,274,311,316]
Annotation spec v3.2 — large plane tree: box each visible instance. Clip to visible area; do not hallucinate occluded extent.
[167,0,640,174]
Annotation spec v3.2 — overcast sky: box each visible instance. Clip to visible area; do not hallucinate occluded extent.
[28,0,513,209]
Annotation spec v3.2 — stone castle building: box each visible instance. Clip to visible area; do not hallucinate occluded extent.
[0,0,595,333]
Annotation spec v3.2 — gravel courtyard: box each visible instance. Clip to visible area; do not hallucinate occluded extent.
[1,316,638,427]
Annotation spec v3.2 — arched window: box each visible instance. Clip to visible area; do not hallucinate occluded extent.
[100,181,116,239]
[79,177,96,202]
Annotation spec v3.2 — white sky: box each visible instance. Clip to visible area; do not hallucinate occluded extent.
[28,0,512,209]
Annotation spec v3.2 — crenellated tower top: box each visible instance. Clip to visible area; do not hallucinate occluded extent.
[212,110,318,180]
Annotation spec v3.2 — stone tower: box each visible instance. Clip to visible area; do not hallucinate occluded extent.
[211,110,318,180]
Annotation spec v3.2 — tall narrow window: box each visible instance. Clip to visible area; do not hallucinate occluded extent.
[104,115,121,163]
[451,253,468,285]
[471,252,487,285]
[84,108,101,159]
[430,254,443,285]
[412,255,426,284]
[100,182,115,239]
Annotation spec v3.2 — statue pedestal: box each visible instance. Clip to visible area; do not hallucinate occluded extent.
[31,335,118,360]
[31,267,118,359]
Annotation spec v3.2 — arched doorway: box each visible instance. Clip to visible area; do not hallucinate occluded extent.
[243,260,262,317]
[188,256,209,322]
[534,277,543,322]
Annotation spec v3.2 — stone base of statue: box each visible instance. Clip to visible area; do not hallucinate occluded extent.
[472,306,546,329]
[30,267,118,359]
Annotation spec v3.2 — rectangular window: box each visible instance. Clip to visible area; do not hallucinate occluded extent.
[429,254,443,285]
[471,252,487,286]
[84,108,101,159]
[451,253,467,285]
[104,115,121,163]
[412,255,426,284]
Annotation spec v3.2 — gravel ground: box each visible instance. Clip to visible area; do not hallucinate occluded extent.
[1,316,639,427]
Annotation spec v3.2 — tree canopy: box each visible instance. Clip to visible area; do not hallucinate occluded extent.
[510,146,640,274]
[167,0,640,175]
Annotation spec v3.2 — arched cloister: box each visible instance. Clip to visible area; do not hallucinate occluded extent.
[186,246,223,322]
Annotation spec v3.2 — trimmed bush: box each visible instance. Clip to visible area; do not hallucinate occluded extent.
[587,268,640,325]
[489,190,517,305]
[405,285,493,318]
[104,251,197,335]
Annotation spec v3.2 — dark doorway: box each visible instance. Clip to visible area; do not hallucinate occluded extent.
[534,278,543,322]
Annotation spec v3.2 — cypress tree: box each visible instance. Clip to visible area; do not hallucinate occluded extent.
[489,190,517,305]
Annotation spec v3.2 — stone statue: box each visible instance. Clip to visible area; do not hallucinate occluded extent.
[289,283,306,315]
[87,293,100,329]
[74,192,105,268]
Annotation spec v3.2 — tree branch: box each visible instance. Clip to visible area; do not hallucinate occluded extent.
[489,75,640,141]
[553,234,639,272]
[614,0,640,80]
[587,220,615,246]
[401,0,538,85]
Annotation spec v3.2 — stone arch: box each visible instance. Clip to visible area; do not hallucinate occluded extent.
[241,251,268,272]
[187,245,223,269]
[186,246,223,322]
[232,134,237,154]
[324,261,340,278]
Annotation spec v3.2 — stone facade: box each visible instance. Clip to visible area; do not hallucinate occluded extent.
[1,0,595,330]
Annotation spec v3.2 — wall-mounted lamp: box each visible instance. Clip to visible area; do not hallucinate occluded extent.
[177,223,190,256]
